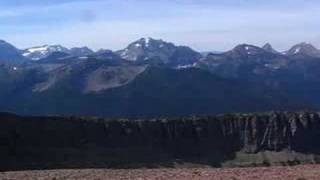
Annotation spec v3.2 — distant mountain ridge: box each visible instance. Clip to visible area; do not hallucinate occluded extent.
[2,38,320,64]
[22,45,94,60]
[1,38,320,117]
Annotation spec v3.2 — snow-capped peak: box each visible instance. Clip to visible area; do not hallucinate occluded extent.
[23,45,69,61]
[133,37,154,48]
[117,37,175,61]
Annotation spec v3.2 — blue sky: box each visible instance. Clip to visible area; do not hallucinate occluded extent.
[0,0,319,51]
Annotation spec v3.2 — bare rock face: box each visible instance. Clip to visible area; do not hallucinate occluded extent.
[1,111,320,170]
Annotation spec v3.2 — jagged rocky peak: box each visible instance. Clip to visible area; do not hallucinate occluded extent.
[126,37,175,51]
[262,43,278,54]
[131,37,171,48]
[285,42,320,57]
[130,37,150,48]
[116,37,201,66]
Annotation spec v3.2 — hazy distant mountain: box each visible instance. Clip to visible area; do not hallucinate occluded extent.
[23,45,70,61]
[284,42,320,57]
[228,44,270,56]
[89,49,122,60]
[0,38,320,117]
[198,42,320,82]
[197,44,289,79]
[23,45,94,61]
[201,51,224,57]
[262,43,279,54]
[0,40,26,64]
[69,47,94,57]
[116,38,202,67]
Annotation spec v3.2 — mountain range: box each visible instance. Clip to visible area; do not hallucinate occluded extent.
[1,38,320,117]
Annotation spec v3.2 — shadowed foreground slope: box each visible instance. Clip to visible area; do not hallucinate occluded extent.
[1,111,320,171]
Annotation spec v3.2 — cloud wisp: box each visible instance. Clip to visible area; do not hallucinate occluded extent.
[0,0,319,51]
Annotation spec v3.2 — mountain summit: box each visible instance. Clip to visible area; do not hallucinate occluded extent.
[69,47,94,57]
[0,40,26,64]
[285,42,320,57]
[23,45,94,60]
[231,44,267,56]
[262,43,278,54]
[23,45,69,60]
[116,38,202,66]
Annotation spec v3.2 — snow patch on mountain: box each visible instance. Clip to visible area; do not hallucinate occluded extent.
[176,63,197,69]
[294,47,301,54]
[145,37,151,47]
[23,45,94,61]
[23,45,69,61]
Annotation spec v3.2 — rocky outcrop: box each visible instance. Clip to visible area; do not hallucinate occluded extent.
[1,111,320,170]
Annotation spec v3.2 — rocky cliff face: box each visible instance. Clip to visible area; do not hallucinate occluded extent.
[1,111,320,170]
